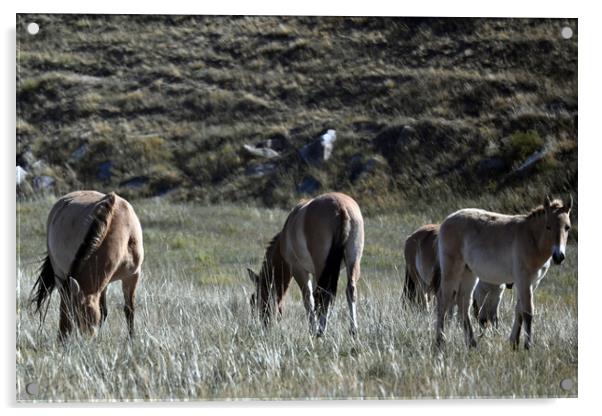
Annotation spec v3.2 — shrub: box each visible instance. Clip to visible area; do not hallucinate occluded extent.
[505,130,544,162]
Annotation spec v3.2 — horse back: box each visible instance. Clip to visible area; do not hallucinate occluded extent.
[46,190,108,278]
[47,191,143,286]
[439,208,520,283]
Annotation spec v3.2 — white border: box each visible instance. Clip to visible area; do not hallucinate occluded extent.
[3,1,599,415]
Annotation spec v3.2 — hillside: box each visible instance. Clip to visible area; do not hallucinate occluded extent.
[16,15,578,214]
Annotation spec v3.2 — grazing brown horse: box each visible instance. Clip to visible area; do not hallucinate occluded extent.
[404,223,512,327]
[247,192,364,337]
[435,196,572,349]
[403,224,440,307]
[30,191,144,339]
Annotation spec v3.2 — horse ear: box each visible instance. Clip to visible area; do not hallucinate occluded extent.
[544,195,552,211]
[544,195,552,206]
[247,268,258,284]
[565,195,573,213]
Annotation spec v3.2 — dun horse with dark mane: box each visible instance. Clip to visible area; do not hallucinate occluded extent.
[247,192,364,337]
[403,223,534,328]
[30,191,144,339]
[435,196,572,349]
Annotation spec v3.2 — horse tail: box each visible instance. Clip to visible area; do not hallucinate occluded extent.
[427,235,441,295]
[29,255,56,320]
[68,192,117,277]
[403,263,417,302]
[315,208,348,303]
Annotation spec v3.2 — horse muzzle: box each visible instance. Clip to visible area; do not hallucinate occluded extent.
[552,251,565,265]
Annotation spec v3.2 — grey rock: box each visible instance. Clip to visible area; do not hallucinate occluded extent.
[33,175,55,190]
[243,144,280,159]
[300,129,336,166]
[515,148,548,174]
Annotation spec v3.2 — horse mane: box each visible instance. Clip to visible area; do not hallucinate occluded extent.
[526,199,564,218]
[69,192,117,277]
[265,233,280,260]
[262,199,305,274]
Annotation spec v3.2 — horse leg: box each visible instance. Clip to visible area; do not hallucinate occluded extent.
[58,292,74,341]
[458,274,478,348]
[315,287,334,337]
[435,254,464,347]
[99,287,108,327]
[516,278,535,350]
[344,229,363,338]
[122,272,139,338]
[293,267,316,334]
[345,262,360,338]
[509,299,523,349]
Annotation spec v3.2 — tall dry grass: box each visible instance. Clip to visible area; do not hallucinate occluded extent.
[16,196,577,401]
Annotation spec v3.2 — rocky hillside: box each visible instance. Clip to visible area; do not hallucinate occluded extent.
[16,15,577,214]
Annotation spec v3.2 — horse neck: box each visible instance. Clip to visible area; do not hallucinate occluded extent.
[262,236,290,303]
[524,213,554,263]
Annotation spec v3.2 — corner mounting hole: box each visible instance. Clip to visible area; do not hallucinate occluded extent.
[561,26,573,39]
[27,22,39,35]
[25,382,39,395]
[560,378,574,391]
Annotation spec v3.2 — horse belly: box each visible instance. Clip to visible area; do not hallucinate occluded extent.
[467,256,513,285]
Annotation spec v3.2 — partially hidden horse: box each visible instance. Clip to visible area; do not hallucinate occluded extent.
[403,223,512,327]
[247,192,364,337]
[435,196,572,349]
[30,190,144,340]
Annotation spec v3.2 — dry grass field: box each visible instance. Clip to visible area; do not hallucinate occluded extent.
[16,196,577,401]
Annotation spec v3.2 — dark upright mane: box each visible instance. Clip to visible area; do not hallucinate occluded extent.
[69,192,117,277]
[526,199,564,218]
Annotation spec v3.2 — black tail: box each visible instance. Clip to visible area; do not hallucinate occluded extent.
[314,216,347,308]
[428,263,441,296]
[403,265,417,302]
[29,255,56,321]
[427,235,441,295]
